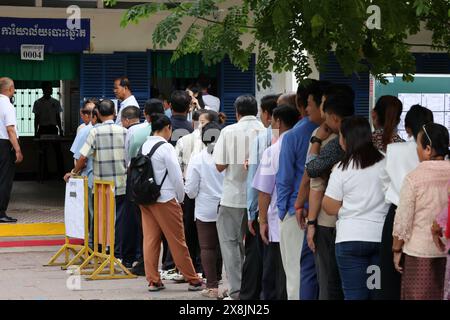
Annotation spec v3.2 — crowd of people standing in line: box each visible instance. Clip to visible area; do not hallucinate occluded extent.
[63,75,450,300]
[2,73,447,300]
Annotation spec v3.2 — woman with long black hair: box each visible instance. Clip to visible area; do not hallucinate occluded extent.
[371,95,404,152]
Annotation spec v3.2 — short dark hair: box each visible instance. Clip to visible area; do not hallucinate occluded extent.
[405,105,434,140]
[144,99,164,116]
[296,79,318,110]
[92,105,102,124]
[234,95,258,117]
[41,81,52,90]
[260,94,280,116]
[272,105,300,129]
[82,98,99,109]
[322,84,355,118]
[115,76,131,91]
[205,110,221,123]
[151,113,172,133]
[339,116,384,170]
[121,106,140,120]
[197,74,211,90]
[419,123,450,158]
[192,109,209,122]
[308,80,331,107]
[170,90,191,113]
[98,99,115,117]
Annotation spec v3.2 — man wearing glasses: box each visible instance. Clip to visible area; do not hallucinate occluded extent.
[77,99,96,134]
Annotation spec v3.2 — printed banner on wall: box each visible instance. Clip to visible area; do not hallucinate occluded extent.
[0,17,90,53]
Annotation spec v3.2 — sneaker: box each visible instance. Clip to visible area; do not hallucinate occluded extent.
[0,215,17,223]
[131,261,145,277]
[161,268,178,280]
[223,296,234,300]
[188,281,204,291]
[148,281,165,292]
[200,288,218,299]
[172,273,186,283]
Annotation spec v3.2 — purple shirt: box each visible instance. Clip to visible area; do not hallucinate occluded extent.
[252,133,286,243]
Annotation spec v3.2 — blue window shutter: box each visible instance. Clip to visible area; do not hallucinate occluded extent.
[80,52,151,121]
[220,55,256,125]
[80,54,104,102]
[125,52,151,120]
[414,53,450,73]
[104,53,126,100]
[319,54,369,118]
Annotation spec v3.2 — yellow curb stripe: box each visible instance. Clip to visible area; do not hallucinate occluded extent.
[0,223,65,237]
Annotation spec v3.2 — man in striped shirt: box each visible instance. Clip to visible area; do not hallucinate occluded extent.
[65,99,128,263]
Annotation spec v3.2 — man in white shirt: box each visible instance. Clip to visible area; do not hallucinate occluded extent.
[213,95,265,299]
[0,77,23,223]
[198,76,220,112]
[76,99,97,134]
[114,77,140,125]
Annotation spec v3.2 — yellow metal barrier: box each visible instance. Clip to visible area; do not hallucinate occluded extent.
[77,180,137,280]
[44,177,93,268]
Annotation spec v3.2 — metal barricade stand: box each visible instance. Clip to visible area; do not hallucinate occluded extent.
[77,180,137,280]
[44,177,93,268]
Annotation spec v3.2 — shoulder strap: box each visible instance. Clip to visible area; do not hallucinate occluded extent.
[148,141,169,186]
[148,141,166,158]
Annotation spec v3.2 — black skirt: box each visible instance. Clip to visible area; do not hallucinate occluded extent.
[374,204,401,300]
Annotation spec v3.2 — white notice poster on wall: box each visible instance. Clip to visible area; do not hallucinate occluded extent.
[64,178,85,239]
[421,94,446,112]
[398,93,422,112]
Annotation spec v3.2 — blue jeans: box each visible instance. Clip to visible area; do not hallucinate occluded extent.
[300,231,319,300]
[335,241,381,300]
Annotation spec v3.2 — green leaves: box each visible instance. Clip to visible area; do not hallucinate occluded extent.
[311,14,325,38]
[107,0,450,90]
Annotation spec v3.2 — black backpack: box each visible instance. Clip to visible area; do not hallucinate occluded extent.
[128,141,168,205]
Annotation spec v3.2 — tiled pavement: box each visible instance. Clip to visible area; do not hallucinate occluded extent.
[6,180,65,224]
[0,247,222,300]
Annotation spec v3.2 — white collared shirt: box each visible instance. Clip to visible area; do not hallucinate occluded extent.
[185,149,224,222]
[115,95,140,125]
[202,94,221,112]
[141,135,185,203]
[124,122,143,166]
[213,115,265,208]
[175,129,205,177]
[380,141,419,206]
[0,94,18,140]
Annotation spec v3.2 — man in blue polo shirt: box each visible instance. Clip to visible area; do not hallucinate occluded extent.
[276,84,318,300]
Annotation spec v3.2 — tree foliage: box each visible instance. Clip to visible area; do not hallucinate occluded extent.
[104,0,450,88]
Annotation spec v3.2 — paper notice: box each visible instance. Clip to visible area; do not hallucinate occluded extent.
[421,94,445,112]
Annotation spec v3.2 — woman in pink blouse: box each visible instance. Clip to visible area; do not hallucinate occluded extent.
[392,123,450,300]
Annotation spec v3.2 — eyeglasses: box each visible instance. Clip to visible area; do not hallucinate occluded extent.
[422,124,432,148]
[81,110,92,115]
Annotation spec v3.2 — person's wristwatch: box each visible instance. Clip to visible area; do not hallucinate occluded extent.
[310,136,322,145]
[307,219,317,227]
